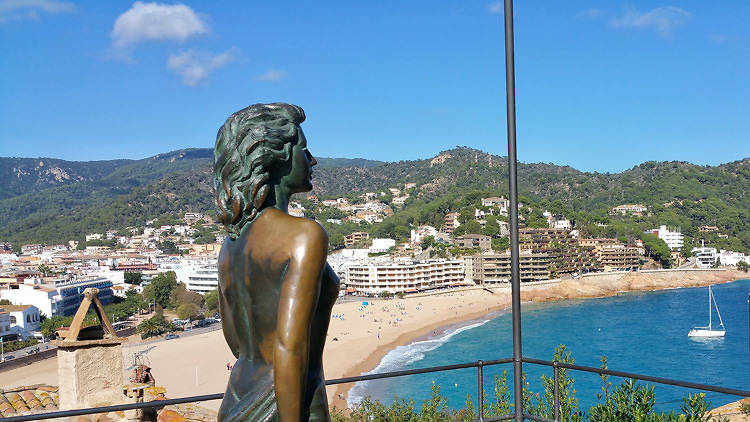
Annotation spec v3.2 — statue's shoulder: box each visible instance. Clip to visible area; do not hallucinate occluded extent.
[262,208,328,243]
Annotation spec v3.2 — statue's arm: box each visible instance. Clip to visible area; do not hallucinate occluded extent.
[274,223,328,421]
[216,250,241,359]
[217,286,240,359]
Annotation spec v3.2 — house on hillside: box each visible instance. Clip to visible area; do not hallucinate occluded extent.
[454,234,491,251]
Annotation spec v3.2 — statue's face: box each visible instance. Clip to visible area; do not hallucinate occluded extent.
[282,128,317,194]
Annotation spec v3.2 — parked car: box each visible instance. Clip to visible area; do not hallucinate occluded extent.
[165,334,179,340]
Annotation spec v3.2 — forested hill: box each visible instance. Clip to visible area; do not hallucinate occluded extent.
[0,149,382,244]
[311,147,750,212]
[0,157,130,200]
[1,146,749,247]
[0,150,382,202]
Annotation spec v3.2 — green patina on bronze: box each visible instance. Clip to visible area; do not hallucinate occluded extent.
[213,103,339,422]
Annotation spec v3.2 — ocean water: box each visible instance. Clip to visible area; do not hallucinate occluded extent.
[348,278,750,414]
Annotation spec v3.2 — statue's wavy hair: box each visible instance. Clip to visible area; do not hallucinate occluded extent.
[213,103,305,239]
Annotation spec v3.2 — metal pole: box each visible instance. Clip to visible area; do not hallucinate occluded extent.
[478,360,485,421]
[553,362,560,422]
[747,292,749,388]
[502,0,523,420]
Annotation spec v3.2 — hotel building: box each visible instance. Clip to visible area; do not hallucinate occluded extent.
[644,225,684,251]
[519,228,599,275]
[464,251,550,284]
[344,232,369,247]
[345,259,465,295]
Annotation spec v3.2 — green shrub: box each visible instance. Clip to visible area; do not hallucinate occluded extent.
[334,346,729,422]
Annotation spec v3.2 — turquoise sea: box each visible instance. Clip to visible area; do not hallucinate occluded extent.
[348,278,750,413]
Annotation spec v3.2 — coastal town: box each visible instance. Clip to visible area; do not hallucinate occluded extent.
[1,184,748,346]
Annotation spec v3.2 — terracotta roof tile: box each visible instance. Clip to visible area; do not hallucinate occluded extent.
[0,385,59,418]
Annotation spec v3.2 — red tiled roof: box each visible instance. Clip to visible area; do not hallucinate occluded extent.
[0,385,58,418]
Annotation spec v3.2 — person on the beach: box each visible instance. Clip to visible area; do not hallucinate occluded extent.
[213,103,340,422]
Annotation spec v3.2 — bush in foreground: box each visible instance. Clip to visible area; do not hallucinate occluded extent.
[331,345,727,422]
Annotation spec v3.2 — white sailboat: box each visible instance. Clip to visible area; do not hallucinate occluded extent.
[688,285,725,338]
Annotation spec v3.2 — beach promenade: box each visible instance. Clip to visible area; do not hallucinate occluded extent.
[0,268,743,413]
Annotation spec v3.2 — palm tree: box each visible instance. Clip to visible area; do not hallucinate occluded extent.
[136,318,164,339]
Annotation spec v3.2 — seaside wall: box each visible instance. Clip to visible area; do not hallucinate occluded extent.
[519,268,744,303]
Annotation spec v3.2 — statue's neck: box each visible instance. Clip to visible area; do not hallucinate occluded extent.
[264,184,289,214]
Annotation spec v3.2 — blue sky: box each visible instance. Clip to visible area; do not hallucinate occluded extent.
[1,1,748,172]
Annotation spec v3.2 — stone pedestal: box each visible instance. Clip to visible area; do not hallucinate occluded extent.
[53,338,125,410]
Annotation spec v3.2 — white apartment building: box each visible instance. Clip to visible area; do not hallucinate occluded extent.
[174,259,219,294]
[645,225,684,251]
[346,259,465,294]
[0,282,59,317]
[481,197,510,215]
[552,219,572,230]
[692,246,717,269]
[0,310,11,340]
[718,250,749,267]
[370,238,396,253]
[0,277,114,317]
[53,277,115,316]
[410,225,438,245]
[611,204,648,215]
[4,304,41,340]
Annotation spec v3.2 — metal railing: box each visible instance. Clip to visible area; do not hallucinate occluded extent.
[3,356,750,422]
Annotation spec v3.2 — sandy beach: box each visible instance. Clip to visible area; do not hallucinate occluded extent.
[0,268,744,413]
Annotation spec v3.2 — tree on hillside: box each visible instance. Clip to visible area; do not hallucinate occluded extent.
[641,234,672,268]
[492,237,510,252]
[463,220,482,235]
[421,235,436,250]
[157,240,180,255]
[482,216,501,237]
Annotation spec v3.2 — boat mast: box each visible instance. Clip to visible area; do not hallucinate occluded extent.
[708,286,713,331]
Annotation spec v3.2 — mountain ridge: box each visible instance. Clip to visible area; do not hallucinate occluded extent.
[1,146,749,249]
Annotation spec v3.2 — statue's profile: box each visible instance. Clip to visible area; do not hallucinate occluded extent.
[213,103,339,421]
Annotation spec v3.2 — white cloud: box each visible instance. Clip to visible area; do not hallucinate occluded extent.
[610,6,690,38]
[167,48,237,86]
[111,1,208,49]
[580,8,602,19]
[256,70,287,82]
[487,1,502,14]
[0,0,74,23]
[709,34,731,43]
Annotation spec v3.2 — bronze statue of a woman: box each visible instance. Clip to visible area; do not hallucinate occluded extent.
[213,103,339,421]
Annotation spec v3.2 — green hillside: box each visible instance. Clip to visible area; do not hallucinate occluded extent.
[1,146,749,253]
